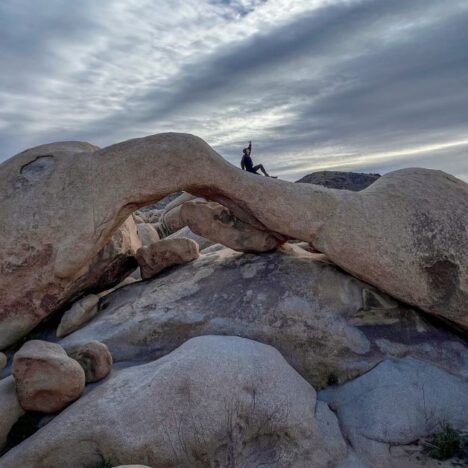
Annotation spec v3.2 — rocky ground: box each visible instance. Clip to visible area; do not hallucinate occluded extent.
[0,135,467,468]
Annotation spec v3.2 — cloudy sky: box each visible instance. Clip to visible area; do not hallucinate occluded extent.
[1,0,467,180]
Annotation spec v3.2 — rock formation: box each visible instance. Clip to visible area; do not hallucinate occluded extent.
[12,340,85,412]
[67,341,112,383]
[135,237,200,279]
[1,134,467,350]
[296,170,380,190]
[181,201,284,252]
[0,353,6,372]
[0,336,350,468]
[0,377,24,451]
[56,294,100,338]
[61,245,467,389]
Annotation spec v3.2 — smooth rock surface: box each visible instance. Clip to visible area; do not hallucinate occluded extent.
[0,336,350,468]
[12,340,85,413]
[136,237,200,280]
[62,245,467,389]
[0,376,25,451]
[67,341,113,383]
[1,134,466,351]
[320,357,468,467]
[136,223,160,247]
[166,226,214,250]
[181,201,283,252]
[56,294,100,338]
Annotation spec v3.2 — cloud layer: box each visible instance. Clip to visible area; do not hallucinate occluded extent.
[1,0,467,180]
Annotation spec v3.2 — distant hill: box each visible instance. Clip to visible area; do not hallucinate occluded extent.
[295,170,380,191]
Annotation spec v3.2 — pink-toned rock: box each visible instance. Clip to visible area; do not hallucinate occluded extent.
[68,341,112,383]
[0,376,25,450]
[12,340,85,413]
[136,238,200,280]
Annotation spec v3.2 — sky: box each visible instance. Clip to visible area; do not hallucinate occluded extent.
[0,0,467,181]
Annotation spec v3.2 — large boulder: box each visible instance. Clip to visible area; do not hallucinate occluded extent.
[181,201,283,252]
[1,134,467,351]
[12,340,85,413]
[61,245,467,389]
[135,237,200,280]
[0,376,25,451]
[319,357,468,467]
[0,336,350,468]
[56,294,100,338]
[166,226,214,250]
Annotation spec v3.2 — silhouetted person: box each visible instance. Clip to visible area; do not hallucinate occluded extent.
[240,141,276,177]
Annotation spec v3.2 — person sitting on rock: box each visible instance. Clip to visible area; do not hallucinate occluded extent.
[241,141,277,178]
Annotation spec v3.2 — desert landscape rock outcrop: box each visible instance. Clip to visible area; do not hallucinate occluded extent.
[0,336,351,468]
[61,244,467,388]
[0,133,467,467]
[1,134,467,350]
[12,340,85,413]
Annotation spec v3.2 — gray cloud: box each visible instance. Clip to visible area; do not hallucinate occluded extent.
[0,0,467,182]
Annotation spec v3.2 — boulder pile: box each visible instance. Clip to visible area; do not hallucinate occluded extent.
[0,133,466,467]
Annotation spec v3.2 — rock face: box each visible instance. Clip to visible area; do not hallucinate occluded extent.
[136,223,160,247]
[67,341,112,383]
[61,246,467,389]
[0,352,6,372]
[181,201,283,252]
[135,237,200,280]
[0,377,25,451]
[56,294,100,338]
[320,357,468,467]
[166,226,214,250]
[0,336,350,468]
[12,340,85,412]
[1,133,467,351]
[296,170,380,191]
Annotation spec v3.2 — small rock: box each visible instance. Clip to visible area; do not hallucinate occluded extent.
[68,341,113,383]
[0,376,25,450]
[136,223,160,246]
[12,340,85,413]
[56,294,100,338]
[136,238,200,280]
[0,352,7,372]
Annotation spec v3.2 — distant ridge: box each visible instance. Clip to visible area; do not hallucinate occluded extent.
[296,170,380,191]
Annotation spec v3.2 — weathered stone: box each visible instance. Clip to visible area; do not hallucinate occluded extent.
[0,336,350,468]
[62,246,467,389]
[12,340,85,413]
[1,134,466,350]
[181,201,283,252]
[56,294,100,338]
[135,237,200,280]
[166,226,214,250]
[296,170,380,191]
[0,352,6,372]
[136,223,160,246]
[319,358,468,467]
[0,376,25,451]
[67,341,112,383]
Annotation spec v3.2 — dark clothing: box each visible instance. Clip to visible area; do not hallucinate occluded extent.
[241,154,255,172]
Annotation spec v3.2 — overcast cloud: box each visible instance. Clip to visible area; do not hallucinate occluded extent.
[0,0,467,180]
